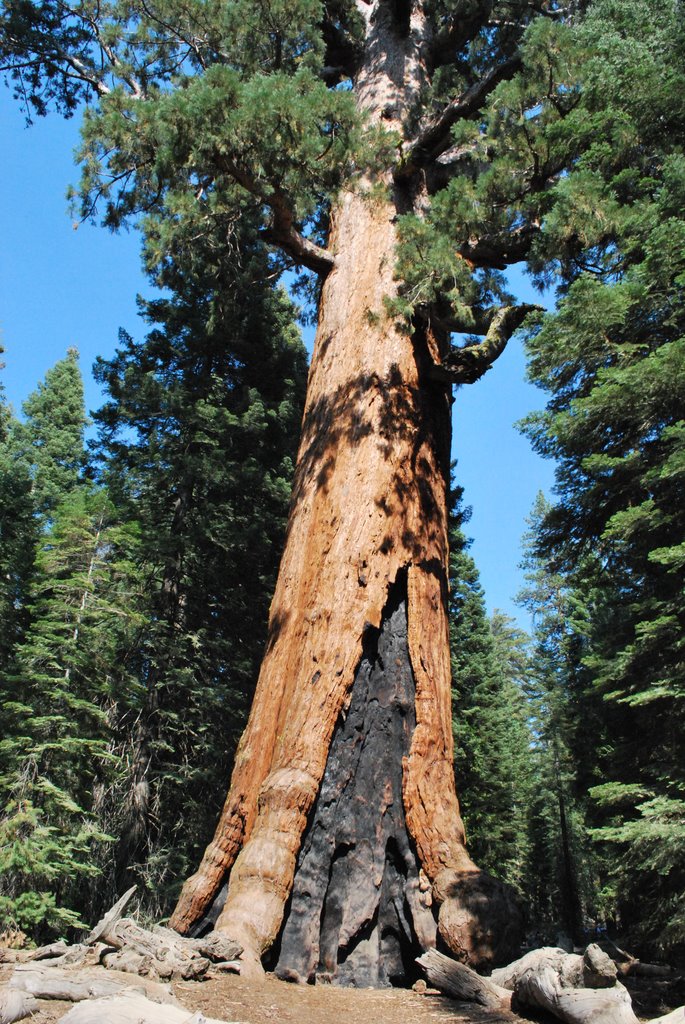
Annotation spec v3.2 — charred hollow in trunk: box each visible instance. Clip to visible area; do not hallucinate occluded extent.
[274,576,435,987]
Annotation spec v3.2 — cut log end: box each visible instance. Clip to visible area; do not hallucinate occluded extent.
[416,948,512,1010]
[0,988,39,1024]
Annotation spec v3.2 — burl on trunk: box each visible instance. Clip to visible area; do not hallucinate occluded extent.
[170,1,521,983]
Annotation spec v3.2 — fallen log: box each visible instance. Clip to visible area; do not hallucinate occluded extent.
[491,946,684,1024]
[652,1011,685,1023]
[26,941,69,961]
[85,888,241,980]
[491,946,615,992]
[629,962,677,979]
[153,925,242,964]
[596,939,678,980]
[57,988,238,1024]
[7,963,179,1006]
[0,988,39,1024]
[416,949,512,1010]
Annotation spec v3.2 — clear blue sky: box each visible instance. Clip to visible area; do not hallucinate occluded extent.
[0,87,555,629]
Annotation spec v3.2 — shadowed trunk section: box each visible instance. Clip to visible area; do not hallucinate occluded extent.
[275,576,436,986]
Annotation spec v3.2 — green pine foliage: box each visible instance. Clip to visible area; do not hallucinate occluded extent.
[0,485,118,936]
[450,522,533,897]
[519,0,685,956]
[0,369,37,674]
[89,211,307,915]
[517,495,599,940]
[13,348,87,518]
[0,355,145,936]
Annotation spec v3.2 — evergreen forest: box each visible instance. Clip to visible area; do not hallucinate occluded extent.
[0,0,683,977]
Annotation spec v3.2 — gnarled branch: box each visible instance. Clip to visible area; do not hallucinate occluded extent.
[215,155,335,276]
[429,303,542,384]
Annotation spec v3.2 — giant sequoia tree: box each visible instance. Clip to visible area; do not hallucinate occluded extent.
[2,0,664,984]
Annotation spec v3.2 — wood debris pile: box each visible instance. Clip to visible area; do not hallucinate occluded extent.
[0,886,242,1024]
[418,945,684,1024]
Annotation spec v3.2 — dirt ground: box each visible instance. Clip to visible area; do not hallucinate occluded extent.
[171,971,535,1024]
[2,959,681,1024]
[0,963,534,1024]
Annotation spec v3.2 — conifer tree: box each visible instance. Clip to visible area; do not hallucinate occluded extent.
[0,349,116,934]
[90,210,307,913]
[0,352,148,935]
[0,363,37,673]
[519,0,685,956]
[3,0,680,976]
[517,495,597,941]
[14,348,87,518]
[450,528,533,897]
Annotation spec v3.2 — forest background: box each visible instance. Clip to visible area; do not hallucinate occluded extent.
[0,0,683,972]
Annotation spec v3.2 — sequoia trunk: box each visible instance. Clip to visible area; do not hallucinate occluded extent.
[170,1,521,978]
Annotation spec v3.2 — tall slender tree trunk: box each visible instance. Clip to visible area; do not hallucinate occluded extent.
[170,1,520,980]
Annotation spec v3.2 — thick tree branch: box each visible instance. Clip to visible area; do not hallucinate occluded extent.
[459,221,542,270]
[397,55,521,177]
[320,17,362,81]
[216,155,335,276]
[429,303,542,384]
[428,1,498,70]
[261,195,336,277]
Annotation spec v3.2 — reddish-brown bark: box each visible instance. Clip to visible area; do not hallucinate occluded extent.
[170,1,521,976]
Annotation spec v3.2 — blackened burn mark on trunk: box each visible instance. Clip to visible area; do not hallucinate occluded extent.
[274,572,436,987]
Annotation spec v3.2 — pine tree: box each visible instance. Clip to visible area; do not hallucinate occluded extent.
[0,354,136,936]
[519,0,685,957]
[0,486,119,935]
[14,348,87,519]
[489,610,535,897]
[517,495,598,941]
[90,210,307,914]
[0,362,37,673]
[450,528,533,897]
